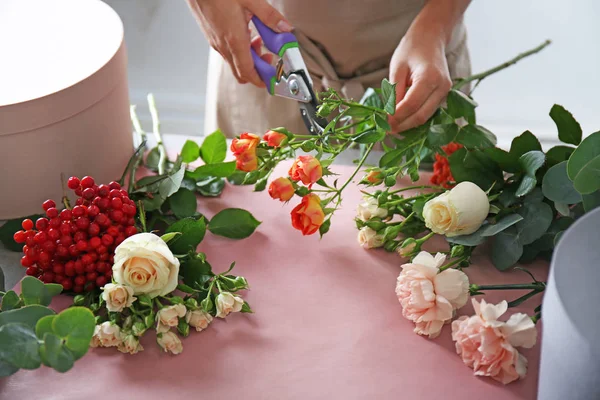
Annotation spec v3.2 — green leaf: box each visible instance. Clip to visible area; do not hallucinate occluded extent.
[567,131,600,184]
[254,178,268,192]
[484,148,520,173]
[188,162,236,179]
[39,332,74,373]
[0,214,42,252]
[208,208,261,239]
[491,226,523,271]
[177,284,195,294]
[359,87,384,109]
[0,360,18,377]
[158,164,186,199]
[165,217,207,254]
[227,171,250,186]
[546,145,575,167]
[449,148,504,191]
[499,186,518,207]
[200,129,227,164]
[160,232,181,244]
[168,188,198,218]
[319,219,331,237]
[510,131,542,158]
[515,151,545,197]
[51,307,95,360]
[145,147,160,171]
[582,190,600,212]
[201,296,213,313]
[550,104,582,145]
[21,276,63,306]
[181,258,213,287]
[344,106,373,118]
[446,230,486,246]
[571,155,600,195]
[352,128,385,144]
[426,124,457,149]
[180,140,200,163]
[455,124,497,149]
[241,302,253,313]
[515,202,553,245]
[481,214,524,236]
[379,148,405,168]
[0,305,55,329]
[1,291,20,311]
[542,161,582,204]
[524,187,545,205]
[196,177,226,197]
[381,78,396,115]
[374,114,391,131]
[0,323,41,369]
[446,89,477,124]
[35,315,56,339]
[554,202,570,216]
[530,217,574,251]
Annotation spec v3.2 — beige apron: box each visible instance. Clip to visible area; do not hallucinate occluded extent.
[203,0,471,137]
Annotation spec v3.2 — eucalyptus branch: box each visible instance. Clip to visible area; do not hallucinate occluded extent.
[147,93,168,175]
[453,39,551,91]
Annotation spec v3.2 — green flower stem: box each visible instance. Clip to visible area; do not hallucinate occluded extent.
[336,143,375,195]
[417,231,435,244]
[439,256,466,272]
[137,201,148,232]
[339,100,387,116]
[153,297,164,310]
[472,283,545,292]
[147,93,168,175]
[507,289,544,308]
[334,119,367,133]
[390,185,444,194]
[453,40,551,92]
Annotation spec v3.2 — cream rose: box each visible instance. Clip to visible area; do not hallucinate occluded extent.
[157,331,183,355]
[186,310,213,332]
[395,251,470,338]
[117,334,144,355]
[357,227,385,249]
[423,181,490,237]
[101,283,136,312]
[356,196,388,221]
[92,322,122,347]
[451,299,537,384]
[112,233,180,298]
[156,304,187,333]
[215,292,244,318]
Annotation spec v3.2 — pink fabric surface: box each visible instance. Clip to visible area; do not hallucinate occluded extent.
[1,166,547,400]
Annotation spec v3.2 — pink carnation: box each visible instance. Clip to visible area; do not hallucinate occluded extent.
[395,252,469,338]
[451,298,537,384]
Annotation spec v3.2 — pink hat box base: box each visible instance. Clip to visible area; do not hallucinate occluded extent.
[0,0,133,220]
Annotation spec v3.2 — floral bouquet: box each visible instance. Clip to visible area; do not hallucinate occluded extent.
[0,96,259,375]
[225,39,594,384]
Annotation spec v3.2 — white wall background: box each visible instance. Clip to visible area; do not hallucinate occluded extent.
[103,0,600,149]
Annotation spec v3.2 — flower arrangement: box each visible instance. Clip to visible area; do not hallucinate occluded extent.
[226,39,588,384]
[0,95,259,375]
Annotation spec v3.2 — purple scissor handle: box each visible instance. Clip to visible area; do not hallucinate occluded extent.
[250,15,299,94]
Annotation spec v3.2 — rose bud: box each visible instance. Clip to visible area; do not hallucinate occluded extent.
[363,169,384,185]
[288,155,323,186]
[268,177,295,202]
[290,194,325,235]
[263,130,288,147]
[423,181,490,237]
[230,132,260,155]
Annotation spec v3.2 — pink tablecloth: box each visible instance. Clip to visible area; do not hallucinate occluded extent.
[0,166,547,400]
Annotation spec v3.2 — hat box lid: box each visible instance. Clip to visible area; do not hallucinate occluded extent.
[0,0,125,136]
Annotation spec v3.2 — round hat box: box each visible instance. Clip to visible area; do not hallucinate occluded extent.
[0,0,133,219]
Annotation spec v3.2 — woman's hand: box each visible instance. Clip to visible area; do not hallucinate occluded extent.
[388,0,471,133]
[186,0,292,87]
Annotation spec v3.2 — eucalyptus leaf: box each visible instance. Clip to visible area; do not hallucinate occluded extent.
[515,151,545,197]
[550,104,582,145]
[0,360,18,377]
[542,161,582,204]
[491,226,523,271]
[515,202,553,245]
[567,131,600,183]
[0,323,41,369]
[35,315,56,339]
[21,276,62,307]
[446,230,486,246]
[40,332,74,373]
[0,305,55,329]
[554,202,570,216]
[200,129,227,164]
[208,209,261,239]
[481,214,524,236]
[51,307,95,360]
[1,291,20,311]
[582,190,600,212]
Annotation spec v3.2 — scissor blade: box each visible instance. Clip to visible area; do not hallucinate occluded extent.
[299,101,327,135]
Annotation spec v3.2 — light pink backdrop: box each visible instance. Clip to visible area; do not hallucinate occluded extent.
[1,167,546,400]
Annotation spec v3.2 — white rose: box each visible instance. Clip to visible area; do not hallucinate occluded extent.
[117,334,144,355]
[186,310,213,332]
[357,227,385,249]
[156,304,187,333]
[215,292,244,318]
[94,322,122,347]
[423,182,490,237]
[397,240,417,258]
[101,283,136,312]
[157,331,183,355]
[356,196,387,221]
[112,233,180,298]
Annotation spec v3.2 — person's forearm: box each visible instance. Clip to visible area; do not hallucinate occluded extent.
[407,0,471,45]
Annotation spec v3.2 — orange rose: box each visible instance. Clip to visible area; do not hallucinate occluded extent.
[263,130,288,147]
[291,194,325,235]
[288,155,322,185]
[365,170,384,185]
[234,150,258,172]
[230,132,260,155]
[269,177,295,202]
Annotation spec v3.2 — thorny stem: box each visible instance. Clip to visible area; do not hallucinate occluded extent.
[336,143,375,196]
[147,94,168,175]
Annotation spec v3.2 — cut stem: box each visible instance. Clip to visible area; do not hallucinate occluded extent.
[147,93,168,175]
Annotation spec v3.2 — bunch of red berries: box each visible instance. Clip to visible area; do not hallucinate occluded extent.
[13,176,138,293]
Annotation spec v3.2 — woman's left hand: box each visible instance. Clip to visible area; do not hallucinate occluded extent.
[388,31,452,134]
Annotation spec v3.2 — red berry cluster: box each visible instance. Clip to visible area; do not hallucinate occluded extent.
[13,176,138,293]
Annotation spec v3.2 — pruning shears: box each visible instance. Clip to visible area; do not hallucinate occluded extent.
[250,16,327,135]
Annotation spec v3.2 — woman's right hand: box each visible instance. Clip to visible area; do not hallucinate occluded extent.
[186,0,293,87]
